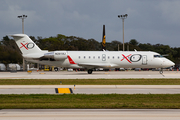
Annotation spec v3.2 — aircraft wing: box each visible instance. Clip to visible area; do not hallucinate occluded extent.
[78,63,118,69]
[23,53,45,59]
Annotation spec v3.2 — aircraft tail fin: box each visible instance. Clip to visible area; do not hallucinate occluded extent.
[102,25,106,51]
[9,34,42,55]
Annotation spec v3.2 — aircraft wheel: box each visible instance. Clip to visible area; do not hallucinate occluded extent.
[54,67,59,72]
[159,69,163,74]
[88,69,93,74]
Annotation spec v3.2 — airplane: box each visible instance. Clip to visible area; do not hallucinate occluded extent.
[10,34,175,74]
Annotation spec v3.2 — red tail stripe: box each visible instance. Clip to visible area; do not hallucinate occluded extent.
[67,55,76,64]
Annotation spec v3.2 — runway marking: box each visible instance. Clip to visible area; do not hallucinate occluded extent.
[0,77,29,79]
[55,88,73,94]
[39,73,46,74]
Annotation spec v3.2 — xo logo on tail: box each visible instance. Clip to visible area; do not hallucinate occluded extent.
[20,42,34,50]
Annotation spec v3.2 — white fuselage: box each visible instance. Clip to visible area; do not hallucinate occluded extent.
[26,51,174,69]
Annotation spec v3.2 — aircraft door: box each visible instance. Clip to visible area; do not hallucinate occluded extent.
[102,54,106,61]
[142,55,147,65]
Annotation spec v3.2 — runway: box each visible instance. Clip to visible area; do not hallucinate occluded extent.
[1,72,180,120]
[0,109,180,120]
[0,71,180,94]
[0,85,180,94]
[0,71,180,79]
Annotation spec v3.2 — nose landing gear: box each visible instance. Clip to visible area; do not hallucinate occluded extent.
[159,69,163,74]
[159,68,165,77]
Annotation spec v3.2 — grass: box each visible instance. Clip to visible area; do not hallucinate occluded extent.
[0,79,180,85]
[1,79,179,109]
[0,94,180,109]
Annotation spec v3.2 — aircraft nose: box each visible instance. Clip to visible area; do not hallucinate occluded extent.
[162,59,175,67]
[170,61,175,66]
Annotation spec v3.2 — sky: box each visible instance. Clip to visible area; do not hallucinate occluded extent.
[0,0,180,47]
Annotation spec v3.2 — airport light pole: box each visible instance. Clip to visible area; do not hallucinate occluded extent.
[118,14,128,51]
[17,15,27,34]
[18,15,27,71]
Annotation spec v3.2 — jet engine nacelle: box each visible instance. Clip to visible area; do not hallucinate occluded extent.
[44,51,67,61]
[54,51,67,60]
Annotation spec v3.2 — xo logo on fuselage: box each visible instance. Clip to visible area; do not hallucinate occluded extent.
[130,54,142,62]
[121,54,142,63]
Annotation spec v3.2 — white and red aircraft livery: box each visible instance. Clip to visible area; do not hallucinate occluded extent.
[10,34,174,74]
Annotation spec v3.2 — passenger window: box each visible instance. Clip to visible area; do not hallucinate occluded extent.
[98,56,100,59]
[89,56,91,59]
[93,56,95,59]
[84,56,86,59]
[79,56,80,59]
[108,56,110,59]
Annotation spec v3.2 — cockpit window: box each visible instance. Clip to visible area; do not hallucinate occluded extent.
[154,55,163,58]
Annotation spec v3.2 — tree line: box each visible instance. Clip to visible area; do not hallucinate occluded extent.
[0,34,180,66]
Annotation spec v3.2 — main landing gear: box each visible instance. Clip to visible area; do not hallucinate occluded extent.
[87,69,93,74]
[54,67,59,71]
